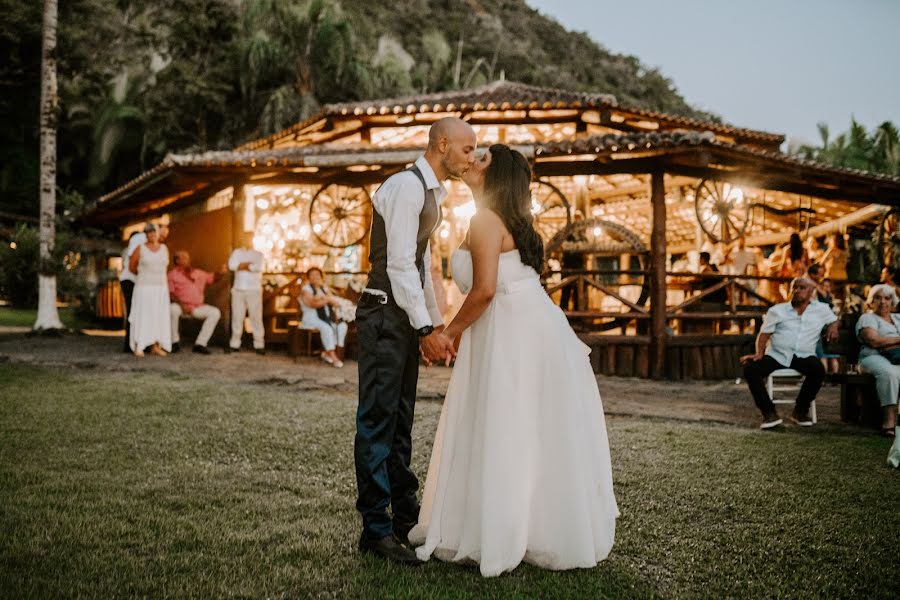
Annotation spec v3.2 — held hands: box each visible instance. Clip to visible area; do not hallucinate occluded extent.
[420,327,456,367]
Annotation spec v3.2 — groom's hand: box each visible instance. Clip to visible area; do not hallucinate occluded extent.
[420,331,456,367]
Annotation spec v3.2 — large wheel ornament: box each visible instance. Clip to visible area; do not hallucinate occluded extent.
[530,180,572,242]
[877,207,900,272]
[694,179,751,244]
[309,182,372,248]
[544,218,649,332]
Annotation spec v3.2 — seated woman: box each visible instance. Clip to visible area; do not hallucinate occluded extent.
[855,283,900,436]
[300,267,348,368]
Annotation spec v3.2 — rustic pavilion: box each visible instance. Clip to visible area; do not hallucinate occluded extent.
[84,81,900,379]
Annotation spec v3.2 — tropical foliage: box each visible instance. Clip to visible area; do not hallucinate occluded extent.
[0,0,710,219]
[796,119,900,177]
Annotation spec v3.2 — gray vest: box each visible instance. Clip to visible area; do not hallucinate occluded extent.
[366,164,442,298]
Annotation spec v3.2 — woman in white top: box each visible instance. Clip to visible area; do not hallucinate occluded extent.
[856,284,900,435]
[300,267,348,368]
[128,224,171,357]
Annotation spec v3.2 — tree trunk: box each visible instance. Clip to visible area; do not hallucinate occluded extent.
[34,0,64,331]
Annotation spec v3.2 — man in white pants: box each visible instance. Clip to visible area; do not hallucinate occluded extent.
[167,250,222,354]
[227,234,265,355]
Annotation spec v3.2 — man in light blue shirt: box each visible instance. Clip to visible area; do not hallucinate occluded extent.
[741,277,838,429]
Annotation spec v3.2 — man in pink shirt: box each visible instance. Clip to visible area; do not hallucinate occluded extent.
[168,250,222,354]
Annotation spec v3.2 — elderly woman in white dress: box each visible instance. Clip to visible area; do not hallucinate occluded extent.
[128,224,171,357]
[856,283,900,436]
[300,267,348,368]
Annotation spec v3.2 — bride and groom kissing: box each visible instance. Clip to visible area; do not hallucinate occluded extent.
[353,117,618,577]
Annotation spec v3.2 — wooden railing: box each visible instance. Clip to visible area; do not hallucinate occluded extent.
[542,269,844,332]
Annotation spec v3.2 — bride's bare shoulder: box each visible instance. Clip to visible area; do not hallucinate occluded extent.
[469,208,507,237]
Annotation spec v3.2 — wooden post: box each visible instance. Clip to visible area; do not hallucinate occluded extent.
[650,171,667,378]
[232,183,247,249]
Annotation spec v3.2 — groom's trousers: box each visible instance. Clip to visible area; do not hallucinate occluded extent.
[354,294,421,539]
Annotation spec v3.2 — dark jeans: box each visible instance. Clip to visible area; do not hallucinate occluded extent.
[743,354,825,416]
[120,280,134,352]
[354,295,420,539]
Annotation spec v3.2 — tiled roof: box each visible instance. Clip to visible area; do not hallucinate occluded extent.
[237,80,784,151]
[537,131,900,185]
[93,130,900,212]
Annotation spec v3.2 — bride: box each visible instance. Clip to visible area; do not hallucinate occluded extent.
[410,144,618,577]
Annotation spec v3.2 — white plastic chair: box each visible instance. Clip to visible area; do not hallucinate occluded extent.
[766,368,817,423]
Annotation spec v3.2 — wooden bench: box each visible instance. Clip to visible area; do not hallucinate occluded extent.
[828,316,882,429]
[287,327,322,359]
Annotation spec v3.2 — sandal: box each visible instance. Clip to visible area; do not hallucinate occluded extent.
[881,427,896,438]
[321,353,335,365]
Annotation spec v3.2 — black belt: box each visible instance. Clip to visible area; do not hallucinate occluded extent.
[360,289,390,306]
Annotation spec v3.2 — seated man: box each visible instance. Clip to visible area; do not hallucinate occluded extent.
[741,277,839,429]
[167,250,223,354]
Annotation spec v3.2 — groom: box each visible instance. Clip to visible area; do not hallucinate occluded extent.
[355,117,476,564]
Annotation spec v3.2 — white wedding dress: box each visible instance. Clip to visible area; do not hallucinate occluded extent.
[410,248,618,577]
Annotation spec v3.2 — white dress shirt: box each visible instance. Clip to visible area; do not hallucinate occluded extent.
[228,247,264,290]
[761,300,837,366]
[118,232,147,283]
[370,156,446,329]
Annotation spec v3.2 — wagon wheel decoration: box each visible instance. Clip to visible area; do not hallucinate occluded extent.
[694,179,752,244]
[309,182,372,248]
[530,180,572,242]
[545,218,650,332]
[876,207,900,271]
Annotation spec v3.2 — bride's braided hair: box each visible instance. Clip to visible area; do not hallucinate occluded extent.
[483,144,545,273]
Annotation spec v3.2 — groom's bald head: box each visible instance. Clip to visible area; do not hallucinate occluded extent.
[425,117,477,180]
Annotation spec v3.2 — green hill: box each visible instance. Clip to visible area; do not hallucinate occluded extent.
[0,0,713,217]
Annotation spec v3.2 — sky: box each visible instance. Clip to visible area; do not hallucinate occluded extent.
[526,0,900,147]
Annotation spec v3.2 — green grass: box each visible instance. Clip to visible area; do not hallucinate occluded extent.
[1,363,898,599]
[0,306,95,330]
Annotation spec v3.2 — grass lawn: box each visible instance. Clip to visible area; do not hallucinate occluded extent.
[0,306,96,330]
[1,362,898,599]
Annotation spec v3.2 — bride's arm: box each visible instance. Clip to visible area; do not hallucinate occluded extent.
[443,210,504,340]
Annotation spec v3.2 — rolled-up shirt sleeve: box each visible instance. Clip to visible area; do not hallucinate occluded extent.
[227,250,240,272]
[374,174,432,329]
[760,306,781,334]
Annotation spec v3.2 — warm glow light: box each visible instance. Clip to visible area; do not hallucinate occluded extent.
[592,226,603,237]
[9,242,16,250]
[256,199,269,210]
[313,223,323,234]
[453,201,477,220]
[530,199,541,215]
[440,229,450,239]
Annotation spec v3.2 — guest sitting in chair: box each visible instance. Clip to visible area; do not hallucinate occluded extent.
[855,284,900,437]
[740,277,839,429]
[300,267,348,368]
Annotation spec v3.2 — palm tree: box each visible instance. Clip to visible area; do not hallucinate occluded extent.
[34,0,64,332]
[235,0,361,136]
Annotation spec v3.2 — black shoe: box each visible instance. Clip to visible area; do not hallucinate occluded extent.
[760,409,783,430]
[224,346,235,354]
[192,345,211,355]
[358,533,422,566]
[255,348,266,355]
[789,408,813,427]
[393,520,417,547]
[171,342,181,353]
